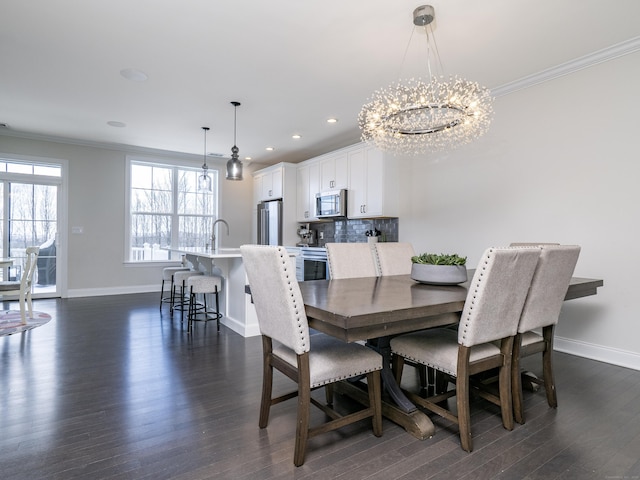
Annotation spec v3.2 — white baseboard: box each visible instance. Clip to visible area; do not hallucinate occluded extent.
[554,335,640,371]
[66,284,159,298]
[221,315,260,338]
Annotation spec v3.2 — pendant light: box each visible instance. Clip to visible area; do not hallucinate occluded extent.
[198,126,212,192]
[226,101,243,181]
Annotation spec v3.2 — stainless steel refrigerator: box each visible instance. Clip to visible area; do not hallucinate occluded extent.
[257,199,283,245]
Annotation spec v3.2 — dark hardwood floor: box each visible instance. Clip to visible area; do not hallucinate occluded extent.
[2,292,639,479]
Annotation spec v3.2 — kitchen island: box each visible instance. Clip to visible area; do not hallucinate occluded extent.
[167,247,259,337]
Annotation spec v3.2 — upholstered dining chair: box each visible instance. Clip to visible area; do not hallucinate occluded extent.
[390,246,541,452]
[326,242,378,279]
[374,242,415,276]
[511,245,581,424]
[0,246,40,324]
[240,244,383,467]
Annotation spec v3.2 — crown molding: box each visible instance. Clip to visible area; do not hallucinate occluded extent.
[491,36,640,97]
[0,128,219,161]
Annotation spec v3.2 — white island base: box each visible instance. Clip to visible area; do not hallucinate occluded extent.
[169,248,259,337]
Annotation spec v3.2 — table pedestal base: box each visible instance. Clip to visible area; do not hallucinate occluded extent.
[334,380,435,440]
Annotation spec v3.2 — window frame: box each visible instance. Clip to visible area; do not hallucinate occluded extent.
[125,156,218,264]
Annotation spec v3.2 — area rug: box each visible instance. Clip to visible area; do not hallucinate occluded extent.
[0,310,52,337]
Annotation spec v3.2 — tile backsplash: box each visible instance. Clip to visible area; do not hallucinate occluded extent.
[310,218,398,246]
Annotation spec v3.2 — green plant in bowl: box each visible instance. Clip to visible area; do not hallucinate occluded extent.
[410,253,468,285]
[411,253,467,266]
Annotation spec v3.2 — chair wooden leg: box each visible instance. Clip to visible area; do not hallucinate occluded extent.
[294,354,311,467]
[325,384,333,406]
[457,346,473,452]
[367,370,383,437]
[512,334,526,424]
[259,336,274,429]
[542,325,558,408]
[498,340,514,431]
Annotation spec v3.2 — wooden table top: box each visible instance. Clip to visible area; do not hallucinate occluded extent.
[299,273,604,342]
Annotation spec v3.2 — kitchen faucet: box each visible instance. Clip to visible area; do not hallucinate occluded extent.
[210,219,230,250]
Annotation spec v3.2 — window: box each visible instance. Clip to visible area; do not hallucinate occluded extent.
[128,159,217,262]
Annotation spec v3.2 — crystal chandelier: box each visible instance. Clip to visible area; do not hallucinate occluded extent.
[198,126,212,192]
[226,101,243,181]
[358,5,493,155]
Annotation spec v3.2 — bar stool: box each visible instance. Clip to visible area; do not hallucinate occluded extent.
[186,274,223,333]
[160,267,190,310]
[172,270,203,325]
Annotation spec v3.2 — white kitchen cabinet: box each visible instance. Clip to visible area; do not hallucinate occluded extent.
[296,162,320,221]
[319,151,348,191]
[347,145,385,218]
[255,167,284,200]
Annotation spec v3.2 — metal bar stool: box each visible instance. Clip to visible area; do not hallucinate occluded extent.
[186,274,223,333]
[160,267,190,311]
[172,270,203,325]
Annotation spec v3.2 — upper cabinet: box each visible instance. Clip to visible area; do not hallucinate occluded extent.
[347,145,385,218]
[319,151,348,191]
[254,166,284,201]
[297,163,320,221]
[295,142,404,221]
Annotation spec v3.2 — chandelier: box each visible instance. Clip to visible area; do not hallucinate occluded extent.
[358,5,493,155]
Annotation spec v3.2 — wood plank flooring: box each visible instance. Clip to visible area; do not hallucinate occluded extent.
[1,293,639,479]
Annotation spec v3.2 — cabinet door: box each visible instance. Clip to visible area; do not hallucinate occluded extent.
[308,163,320,219]
[363,147,383,216]
[320,152,348,191]
[347,148,367,218]
[296,166,310,221]
[259,168,283,199]
[270,168,283,198]
[253,174,263,204]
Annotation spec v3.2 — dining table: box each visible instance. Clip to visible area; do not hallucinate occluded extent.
[298,272,604,440]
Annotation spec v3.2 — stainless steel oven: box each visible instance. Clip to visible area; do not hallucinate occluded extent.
[296,247,329,281]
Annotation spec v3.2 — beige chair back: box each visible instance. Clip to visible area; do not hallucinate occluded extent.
[326,243,378,279]
[241,245,310,355]
[374,242,415,276]
[459,247,540,347]
[517,245,581,333]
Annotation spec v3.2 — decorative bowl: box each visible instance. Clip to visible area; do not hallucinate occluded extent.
[410,264,468,285]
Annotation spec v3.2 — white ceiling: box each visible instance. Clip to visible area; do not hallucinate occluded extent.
[2,0,640,166]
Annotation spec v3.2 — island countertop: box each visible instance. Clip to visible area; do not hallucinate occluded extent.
[168,247,242,258]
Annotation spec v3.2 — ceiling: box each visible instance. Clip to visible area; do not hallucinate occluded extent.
[2,0,640,167]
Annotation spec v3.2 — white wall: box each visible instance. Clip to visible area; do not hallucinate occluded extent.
[401,50,640,369]
[0,135,256,296]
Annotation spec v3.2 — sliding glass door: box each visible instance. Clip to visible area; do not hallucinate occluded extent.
[0,159,62,297]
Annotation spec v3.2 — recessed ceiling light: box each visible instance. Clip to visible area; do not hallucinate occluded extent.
[292,134,301,139]
[266,147,274,151]
[244,156,252,161]
[327,118,338,124]
[120,68,148,82]
[107,121,126,128]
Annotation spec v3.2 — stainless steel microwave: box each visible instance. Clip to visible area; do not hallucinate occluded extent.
[316,189,347,218]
